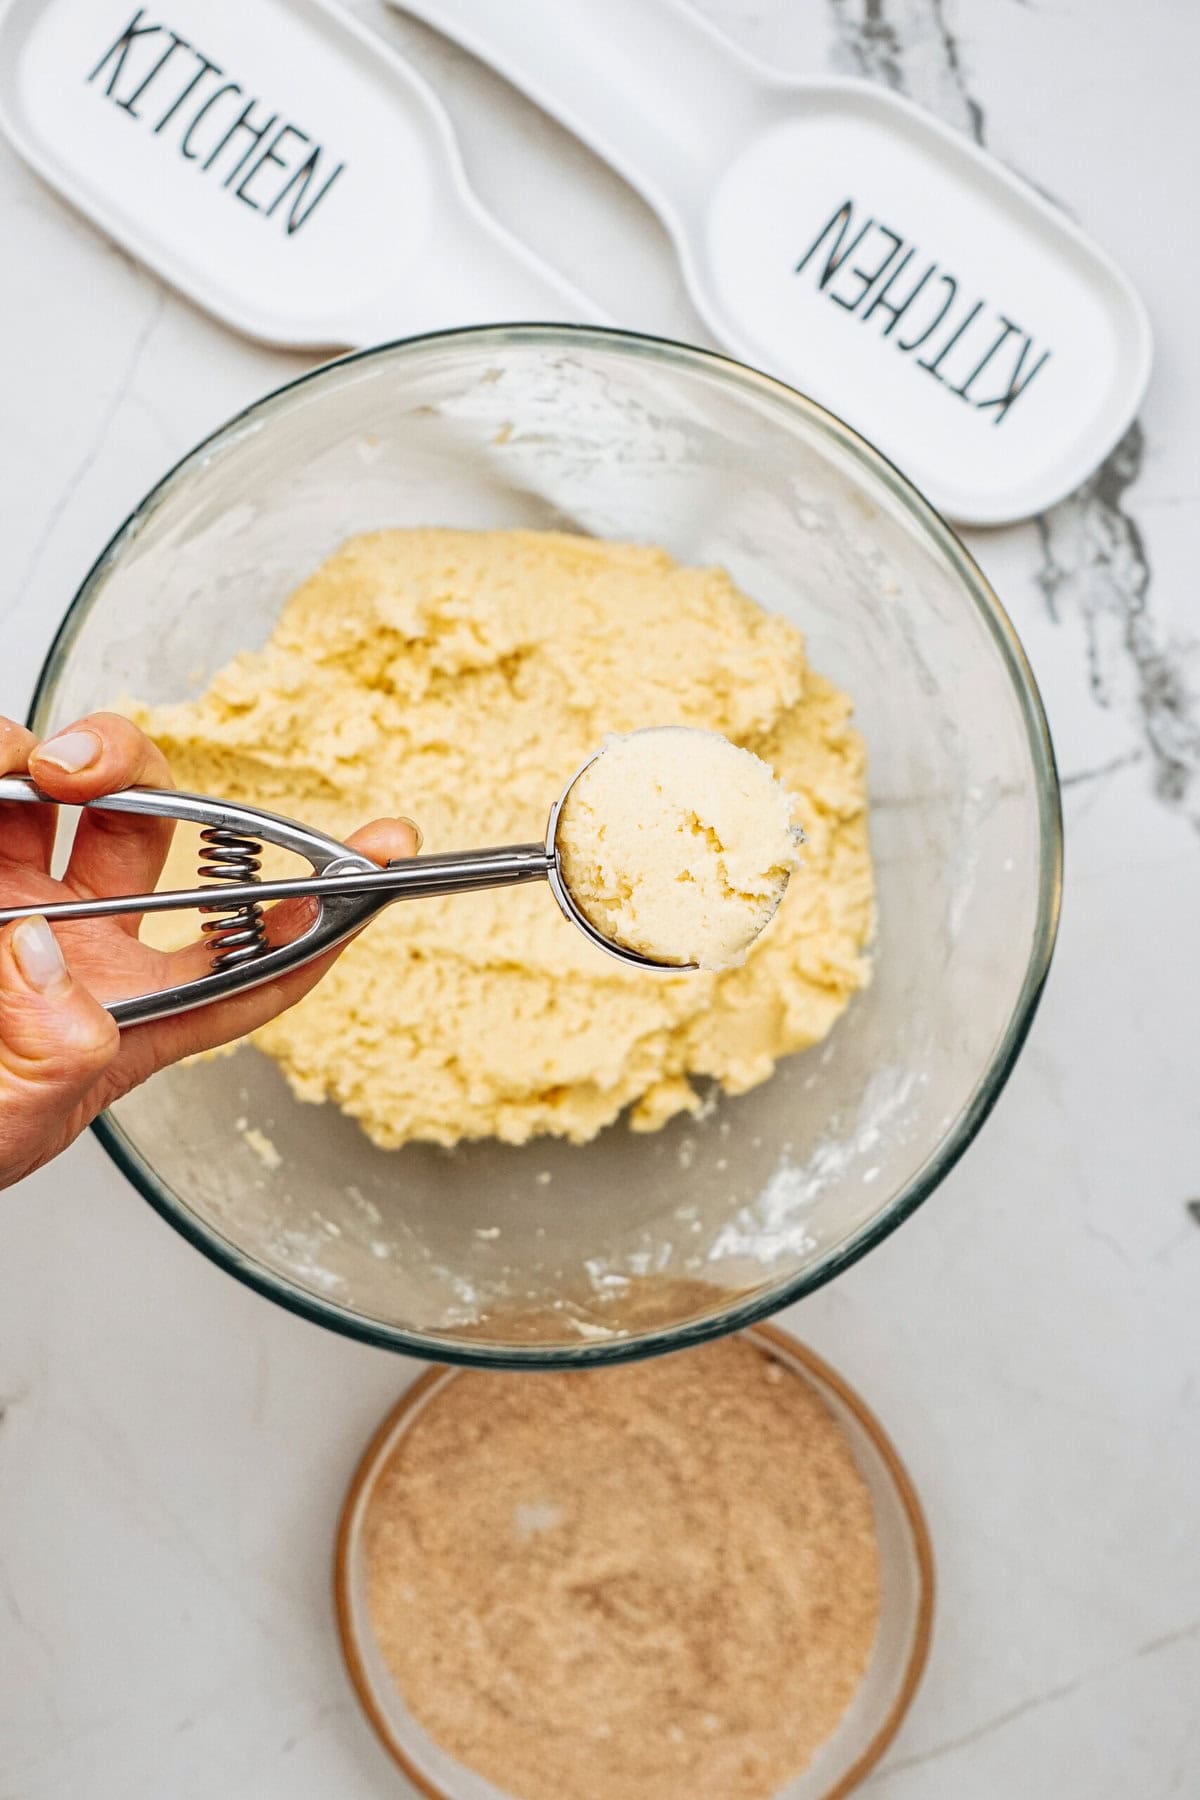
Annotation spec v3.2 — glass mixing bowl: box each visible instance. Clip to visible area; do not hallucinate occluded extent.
[31,326,1061,1366]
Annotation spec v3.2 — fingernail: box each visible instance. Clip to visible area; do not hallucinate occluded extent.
[11,917,70,994]
[398,817,424,852]
[35,729,102,773]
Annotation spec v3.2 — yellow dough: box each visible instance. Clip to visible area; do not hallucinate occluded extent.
[128,529,873,1149]
[557,726,803,971]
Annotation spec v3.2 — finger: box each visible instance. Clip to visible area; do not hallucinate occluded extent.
[131,817,422,1068]
[30,713,175,922]
[0,717,56,872]
[333,818,423,863]
[0,917,120,1187]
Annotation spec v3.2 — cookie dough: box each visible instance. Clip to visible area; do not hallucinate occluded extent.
[130,529,873,1148]
[556,727,803,970]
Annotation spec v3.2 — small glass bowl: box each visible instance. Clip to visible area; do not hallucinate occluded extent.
[334,1322,934,1800]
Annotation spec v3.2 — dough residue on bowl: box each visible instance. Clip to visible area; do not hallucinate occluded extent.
[556,726,803,970]
[361,1335,881,1800]
[128,528,873,1148]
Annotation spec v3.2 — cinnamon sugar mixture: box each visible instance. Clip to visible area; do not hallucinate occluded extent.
[363,1338,881,1800]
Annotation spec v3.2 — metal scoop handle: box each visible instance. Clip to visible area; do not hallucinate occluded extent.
[0,842,555,925]
[0,773,690,1028]
[0,777,551,1027]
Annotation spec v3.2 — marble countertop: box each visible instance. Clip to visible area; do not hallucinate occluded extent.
[2,2,1197,1795]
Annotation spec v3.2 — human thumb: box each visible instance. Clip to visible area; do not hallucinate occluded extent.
[0,917,120,1187]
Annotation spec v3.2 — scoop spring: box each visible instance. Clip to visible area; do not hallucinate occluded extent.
[198,826,269,971]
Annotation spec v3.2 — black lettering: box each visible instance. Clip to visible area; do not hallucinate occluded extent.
[796,193,1051,431]
[154,50,221,134]
[951,315,1020,400]
[201,98,279,180]
[918,299,985,381]
[862,252,933,334]
[975,338,1051,424]
[828,225,904,314]
[795,201,871,292]
[88,21,350,245]
[235,123,309,210]
[896,274,958,353]
[266,148,346,235]
[117,28,189,119]
[87,9,160,101]
[180,82,243,161]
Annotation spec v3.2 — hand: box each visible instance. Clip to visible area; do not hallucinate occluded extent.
[0,713,420,1190]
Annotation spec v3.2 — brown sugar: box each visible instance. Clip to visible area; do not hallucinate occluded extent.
[363,1336,881,1800]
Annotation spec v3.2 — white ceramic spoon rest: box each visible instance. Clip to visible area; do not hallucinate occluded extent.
[394,0,1152,523]
[0,0,604,345]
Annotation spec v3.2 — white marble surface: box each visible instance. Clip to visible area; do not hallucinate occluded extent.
[2,3,1198,1795]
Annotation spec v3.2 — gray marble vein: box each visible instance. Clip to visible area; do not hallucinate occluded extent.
[1059,748,1144,789]
[1037,424,1200,831]
[864,1614,1200,1783]
[828,0,986,142]
[825,0,1200,839]
[11,279,167,607]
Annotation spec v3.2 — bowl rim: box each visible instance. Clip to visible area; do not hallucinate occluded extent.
[332,1320,936,1800]
[29,322,1063,1367]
